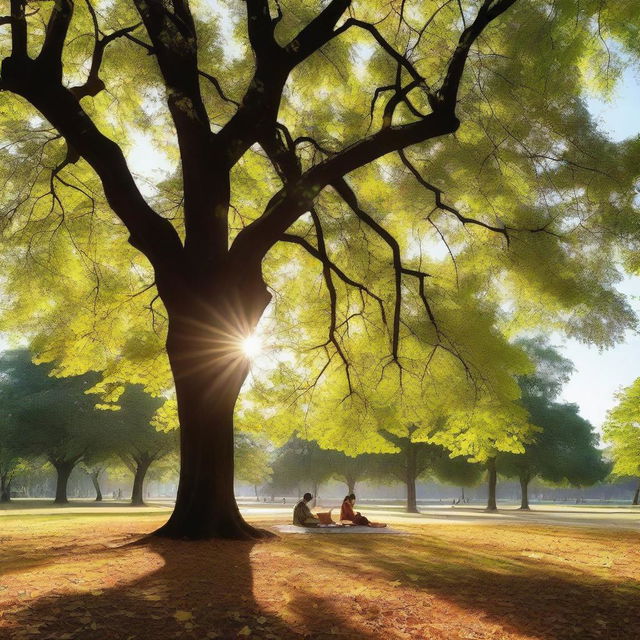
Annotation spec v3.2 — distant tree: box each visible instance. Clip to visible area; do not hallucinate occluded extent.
[0,412,23,502]
[79,454,114,502]
[604,377,640,504]
[103,385,176,506]
[328,452,376,495]
[0,350,109,503]
[500,399,609,509]
[433,454,483,503]
[500,339,607,509]
[371,427,445,513]
[235,433,272,498]
[270,438,335,505]
[145,452,180,499]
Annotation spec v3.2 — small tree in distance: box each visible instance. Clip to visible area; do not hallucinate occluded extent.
[102,384,177,506]
[0,350,108,504]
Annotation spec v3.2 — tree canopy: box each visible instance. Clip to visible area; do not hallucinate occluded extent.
[1,0,638,538]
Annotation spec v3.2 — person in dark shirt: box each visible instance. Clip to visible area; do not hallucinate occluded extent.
[293,492,319,526]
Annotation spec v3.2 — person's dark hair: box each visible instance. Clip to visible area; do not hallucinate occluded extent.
[348,493,356,500]
[343,495,351,502]
[303,492,313,501]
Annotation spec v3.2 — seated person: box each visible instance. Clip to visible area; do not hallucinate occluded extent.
[340,494,386,528]
[293,492,320,527]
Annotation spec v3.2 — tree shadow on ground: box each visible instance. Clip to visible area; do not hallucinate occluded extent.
[2,535,379,640]
[293,531,640,639]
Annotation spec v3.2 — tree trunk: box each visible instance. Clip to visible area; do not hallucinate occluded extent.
[153,278,273,540]
[347,480,356,495]
[131,458,152,506]
[519,472,531,510]
[254,484,259,500]
[633,478,640,506]
[1,473,11,503]
[460,487,465,502]
[406,444,419,513]
[53,461,75,504]
[91,470,103,502]
[486,457,497,511]
[311,481,319,508]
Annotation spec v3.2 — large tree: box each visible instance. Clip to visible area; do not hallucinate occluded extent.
[1,1,636,538]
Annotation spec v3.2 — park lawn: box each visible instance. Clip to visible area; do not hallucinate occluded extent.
[0,511,639,640]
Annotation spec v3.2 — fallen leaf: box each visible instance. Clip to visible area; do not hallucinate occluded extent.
[174,610,193,622]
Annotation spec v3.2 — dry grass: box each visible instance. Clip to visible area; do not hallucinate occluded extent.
[1,509,639,639]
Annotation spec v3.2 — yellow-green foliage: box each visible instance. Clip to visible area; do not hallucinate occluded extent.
[0,0,638,458]
[603,377,640,478]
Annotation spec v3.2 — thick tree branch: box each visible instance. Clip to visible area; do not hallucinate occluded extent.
[70,2,142,100]
[1,56,183,271]
[232,110,460,262]
[246,0,279,57]
[9,0,27,57]
[37,0,74,81]
[285,0,351,64]
[132,0,226,261]
[437,0,517,109]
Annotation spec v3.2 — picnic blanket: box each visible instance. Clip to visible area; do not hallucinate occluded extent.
[272,524,405,534]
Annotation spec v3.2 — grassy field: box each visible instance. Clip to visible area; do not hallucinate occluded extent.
[1,505,639,639]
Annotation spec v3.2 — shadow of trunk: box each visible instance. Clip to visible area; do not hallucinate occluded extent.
[1,537,298,639]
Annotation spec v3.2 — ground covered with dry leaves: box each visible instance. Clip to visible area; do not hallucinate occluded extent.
[1,509,639,639]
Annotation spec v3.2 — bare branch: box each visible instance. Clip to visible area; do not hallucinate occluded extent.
[280,233,388,329]
[397,148,510,241]
[71,2,142,100]
[310,208,353,395]
[198,70,240,107]
[332,178,401,361]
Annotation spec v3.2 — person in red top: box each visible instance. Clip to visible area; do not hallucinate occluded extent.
[339,494,386,527]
